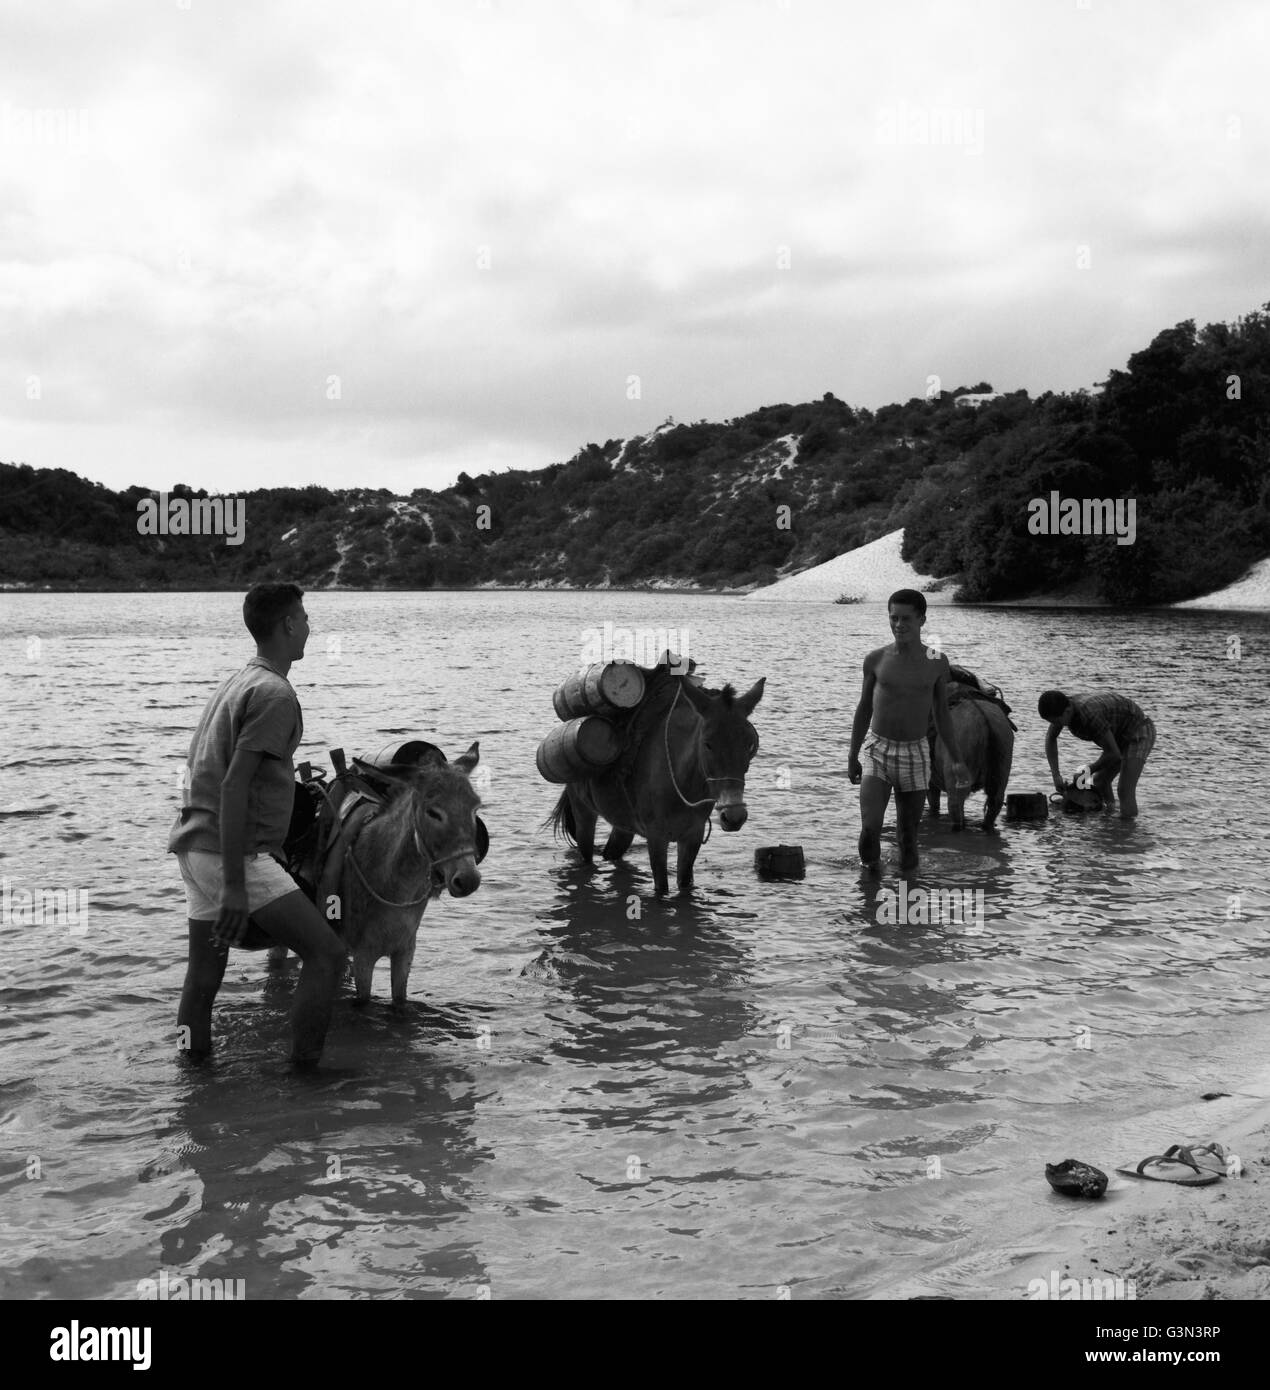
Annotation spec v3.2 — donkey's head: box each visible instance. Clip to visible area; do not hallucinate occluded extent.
[678,677,765,830]
[409,742,484,897]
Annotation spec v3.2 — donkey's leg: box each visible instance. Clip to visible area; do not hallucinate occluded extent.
[647,837,671,895]
[676,830,705,892]
[389,939,417,1008]
[351,949,375,1006]
[567,785,598,862]
[601,828,635,861]
[981,715,1013,830]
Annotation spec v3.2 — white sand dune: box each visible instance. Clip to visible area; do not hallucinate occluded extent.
[747,528,951,604]
[1172,557,1270,609]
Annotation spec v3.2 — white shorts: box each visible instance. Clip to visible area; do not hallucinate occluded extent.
[176,850,301,920]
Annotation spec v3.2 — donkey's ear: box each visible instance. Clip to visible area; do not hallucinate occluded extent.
[455,741,480,772]
[738,677,765,715]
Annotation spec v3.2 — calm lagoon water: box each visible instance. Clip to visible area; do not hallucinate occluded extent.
[1,590,1268,1299]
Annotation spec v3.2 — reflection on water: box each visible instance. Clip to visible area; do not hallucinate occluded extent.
[1,591,1268,1298]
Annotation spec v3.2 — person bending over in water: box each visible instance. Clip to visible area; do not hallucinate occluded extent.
[848,590,970,873]
[1038,690,1156,819]
[169,583,345,1066]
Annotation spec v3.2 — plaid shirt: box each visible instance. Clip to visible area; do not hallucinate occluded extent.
[1067,693,1149,746]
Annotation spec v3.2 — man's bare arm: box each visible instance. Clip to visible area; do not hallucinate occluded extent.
[848,656,877,776]
[213,747,265,946]
[1045,724,1064,791]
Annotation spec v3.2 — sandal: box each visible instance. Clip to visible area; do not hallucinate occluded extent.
[1115,1144,1224,1186]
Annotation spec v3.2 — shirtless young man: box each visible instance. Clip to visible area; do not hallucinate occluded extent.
[848,590,970,873]
[1038,689,1156,819]
[170,583,345,1066]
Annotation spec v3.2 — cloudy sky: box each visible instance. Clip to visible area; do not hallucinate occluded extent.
[3,0,1268,496]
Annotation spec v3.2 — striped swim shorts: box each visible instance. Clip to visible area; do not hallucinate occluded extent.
[860,731,931,792]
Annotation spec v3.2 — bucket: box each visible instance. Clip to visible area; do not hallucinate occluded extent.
[1052,780,1103,813]
[754,844,806,879]
[536,717,622,783]
[1004,792,1048,821]
[552,662,646,720]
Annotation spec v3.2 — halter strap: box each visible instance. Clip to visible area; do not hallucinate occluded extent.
[663,682,718,810]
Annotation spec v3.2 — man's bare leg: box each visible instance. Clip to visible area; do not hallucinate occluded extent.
[858,776,891,868]
[248,890,346,1065]
[178,919,228,1060]
[896,789,927,874]
[1117,754,1147,819]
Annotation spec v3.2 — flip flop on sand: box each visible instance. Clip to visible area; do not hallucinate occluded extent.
[1181,1142,1230,1177]
[1116,1143,1226,1186]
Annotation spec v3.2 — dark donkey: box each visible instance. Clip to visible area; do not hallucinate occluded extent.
[549,675,765,893]
[286,744,484,1004]
[927,671,1015,831]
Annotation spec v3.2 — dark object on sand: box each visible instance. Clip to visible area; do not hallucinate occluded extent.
[1201,1092,1231,1102]
[1005,792,1048,821]
[1045,1158,1109,1198]
[754,845,806,879]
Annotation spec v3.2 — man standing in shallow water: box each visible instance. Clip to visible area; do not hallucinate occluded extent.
[169,583,345,1067]
[848,590,970,873]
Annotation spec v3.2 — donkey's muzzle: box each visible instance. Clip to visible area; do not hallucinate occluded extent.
[718,803,748,831]
[446,864,481,897]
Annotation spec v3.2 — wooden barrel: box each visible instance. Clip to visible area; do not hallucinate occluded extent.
[535,717,622,783]
[1004,792,1048,821]
[552,662,646,720]
[754,844,806,879]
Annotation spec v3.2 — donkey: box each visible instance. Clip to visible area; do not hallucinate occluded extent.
[549,675,765,894]
[333,743,483,1004]
[927,687,1015,831]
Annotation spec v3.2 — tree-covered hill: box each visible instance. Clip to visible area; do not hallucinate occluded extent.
[3,303,1268,604]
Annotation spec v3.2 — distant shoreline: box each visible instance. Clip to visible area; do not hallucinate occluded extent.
[3,580,1267,610]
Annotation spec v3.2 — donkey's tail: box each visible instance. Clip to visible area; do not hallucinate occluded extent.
[545,788,577,846]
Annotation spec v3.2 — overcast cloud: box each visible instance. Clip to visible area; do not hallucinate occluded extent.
[2,0,1268,494]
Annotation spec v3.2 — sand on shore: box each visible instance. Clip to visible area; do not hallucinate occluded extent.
[983,1077,1270,1302]
[1172,557,1270,610]
[747,530,952,604]
[747,529,1270,610]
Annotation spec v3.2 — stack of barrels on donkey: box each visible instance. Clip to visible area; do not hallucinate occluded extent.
[540,656,765,893]
[926,666,1016,830]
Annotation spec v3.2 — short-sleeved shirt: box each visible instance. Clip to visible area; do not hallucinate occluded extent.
[1066,693,1149,748]
[167,656,303,856]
